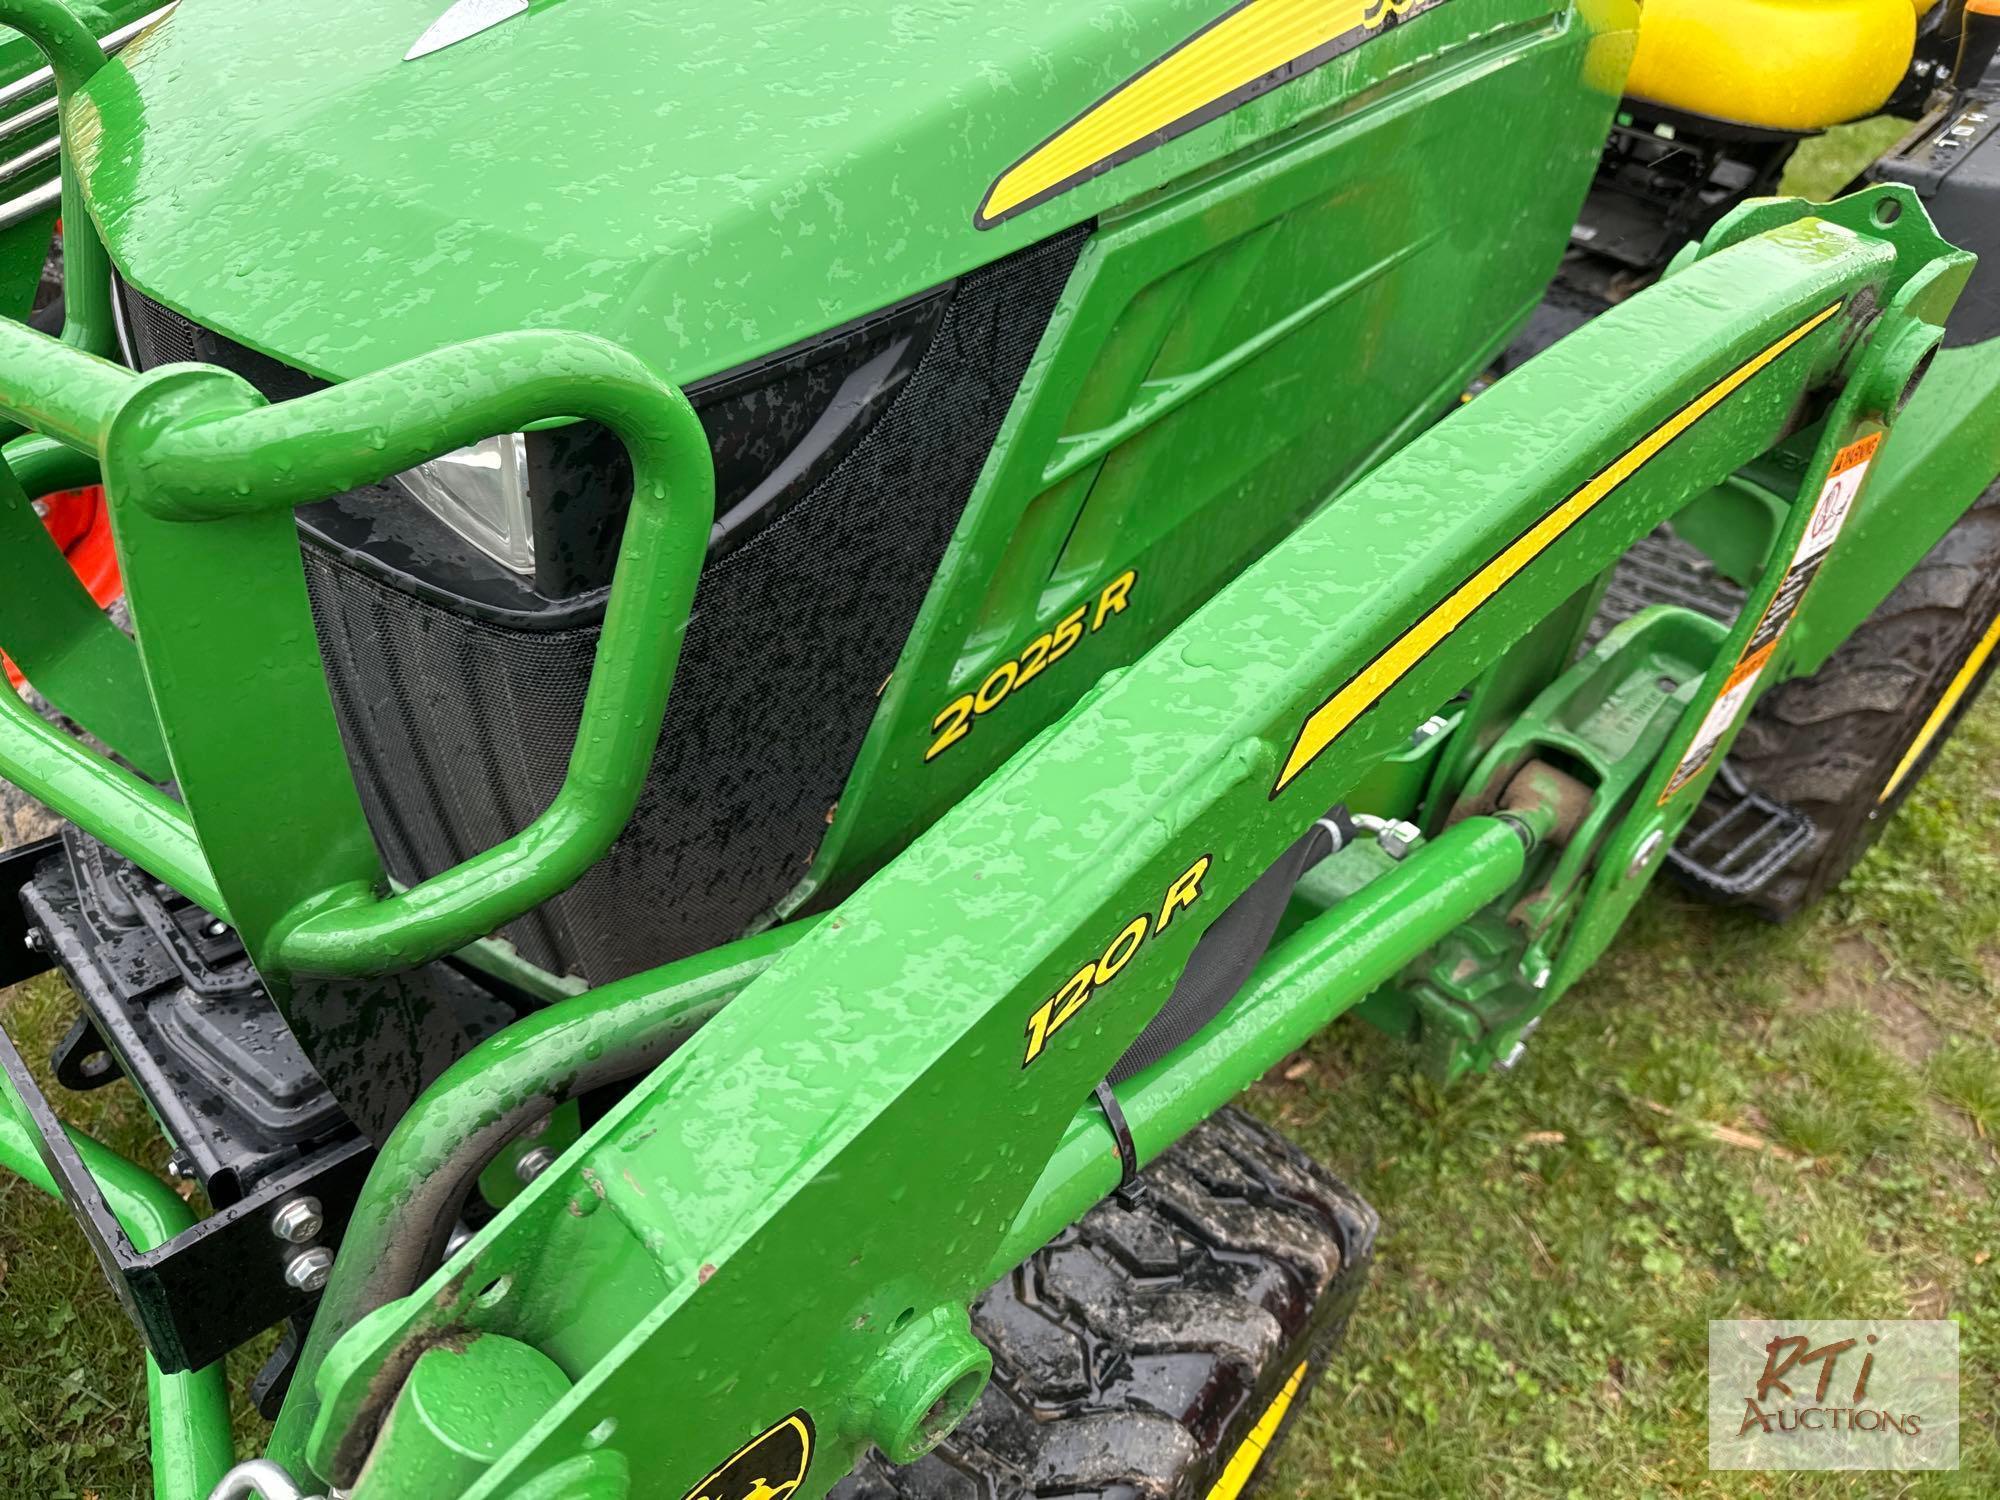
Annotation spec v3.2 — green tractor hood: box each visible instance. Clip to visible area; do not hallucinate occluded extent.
[68,0,1253,385]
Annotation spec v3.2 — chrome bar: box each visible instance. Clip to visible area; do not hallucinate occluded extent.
[0,167,54,229]
[0,130,56,185]
[0,89,54,146]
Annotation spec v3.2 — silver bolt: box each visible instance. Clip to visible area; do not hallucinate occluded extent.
[1496,1017,1542,1071]
[284,1246,334,1294]
[23,928,45,954]
[270,1196,324,1245]
[1626,828,1665,880]
[206,919,229,938]
[516,1145,558,1184]
[444,1221,474,1257]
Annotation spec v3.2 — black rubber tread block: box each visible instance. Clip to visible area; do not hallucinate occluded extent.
[833,1106,1375,1500]
[1724,479,2000,917]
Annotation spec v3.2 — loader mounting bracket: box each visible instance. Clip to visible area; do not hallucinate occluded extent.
[0,1015,375,1371]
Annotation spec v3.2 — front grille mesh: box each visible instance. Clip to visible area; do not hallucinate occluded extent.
[292,229,1086,983]
[125,290,201,366]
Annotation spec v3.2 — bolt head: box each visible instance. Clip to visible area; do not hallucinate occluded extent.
[22,928,45,954]
[1626,828,1665,880]
[270,1196,324,1245]
[205,919,229,939]
[516,1145,558,1184]
[285,1246,334,1293]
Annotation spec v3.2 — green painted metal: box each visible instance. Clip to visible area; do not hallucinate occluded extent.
[988,814,1525,1283]
[0,318,715,997]
[1549,186,1969,994]
[1788,336,2000,673]
[0,205,55,321]
[272,921,811,1467]
[0,0,117,357]
[287,208,1934,1500]
[361,1336,574,1497]
[1459,607,1723,852]
[0,450,168,774]
[0,0,1992,1490]
[71,0,1634,388]
[0,1081,234,1499]
[800,1,1631,911]
[0,675,223,911]
[7,429,102,493]
[0,0,168,318]
[113,336,712,981]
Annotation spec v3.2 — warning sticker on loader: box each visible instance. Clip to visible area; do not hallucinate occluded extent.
[681,1410,813,1500]
[1659,432,1881,802]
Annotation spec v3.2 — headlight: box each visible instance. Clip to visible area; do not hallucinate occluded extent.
[395,434,536,573]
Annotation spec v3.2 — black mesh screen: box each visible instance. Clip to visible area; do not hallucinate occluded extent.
[126,291,199,366]
[249,229,1083,984]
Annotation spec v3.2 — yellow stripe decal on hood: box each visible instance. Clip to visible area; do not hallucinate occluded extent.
[1272,302,1844,797]
[976,0,1452,228]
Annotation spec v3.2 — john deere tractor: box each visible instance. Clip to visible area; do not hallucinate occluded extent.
[1,0,1997,1494]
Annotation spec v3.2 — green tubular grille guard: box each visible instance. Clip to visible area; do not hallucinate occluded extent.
[0,0,716,984]
[0,323,714,975]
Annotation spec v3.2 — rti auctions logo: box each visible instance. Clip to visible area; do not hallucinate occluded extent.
[1735,1330,1917,1438]
[1708,1320,1959,1471]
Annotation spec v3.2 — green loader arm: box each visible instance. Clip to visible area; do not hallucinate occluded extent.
[259,193,1965,1499]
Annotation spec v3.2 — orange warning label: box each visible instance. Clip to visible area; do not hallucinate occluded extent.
[1659,432,1881,802]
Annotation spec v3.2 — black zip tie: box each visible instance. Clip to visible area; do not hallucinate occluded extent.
[1094,1080,1144,1200]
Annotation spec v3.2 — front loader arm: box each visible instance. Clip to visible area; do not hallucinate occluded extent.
[285,194,1964,1499]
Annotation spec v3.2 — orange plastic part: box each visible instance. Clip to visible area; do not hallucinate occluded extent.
[4,485,122,689]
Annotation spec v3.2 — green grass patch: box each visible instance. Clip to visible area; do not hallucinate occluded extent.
[1256,688,2000,1498]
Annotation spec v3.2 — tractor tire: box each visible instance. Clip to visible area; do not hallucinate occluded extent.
[1725,478,2000,918]
[834,1107,1375,1500]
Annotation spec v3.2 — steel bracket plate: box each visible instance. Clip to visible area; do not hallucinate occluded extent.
[0,831,58,985]
[0,1016,372,1372]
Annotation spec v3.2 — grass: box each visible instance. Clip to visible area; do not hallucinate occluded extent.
[0,119,1981,1498]
[1254,685,2000,1497]
[4,710,1993,1500]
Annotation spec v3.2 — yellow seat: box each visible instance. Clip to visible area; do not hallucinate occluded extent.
[1625,0,1926,133]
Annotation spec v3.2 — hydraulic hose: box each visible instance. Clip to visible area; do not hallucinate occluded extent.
[269,919,812,1473]
[992,815,1527,1279]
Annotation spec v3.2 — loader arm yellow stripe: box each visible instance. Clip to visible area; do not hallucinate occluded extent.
[1273,301,1843,795]
[1878,606,2000,803]
[976,0,1447,227]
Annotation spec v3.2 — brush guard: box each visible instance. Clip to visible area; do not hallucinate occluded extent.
[0,0,715,1150]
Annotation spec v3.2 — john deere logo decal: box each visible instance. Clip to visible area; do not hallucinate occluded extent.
[975,0,1453,227]
[681,1411,814,1500]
